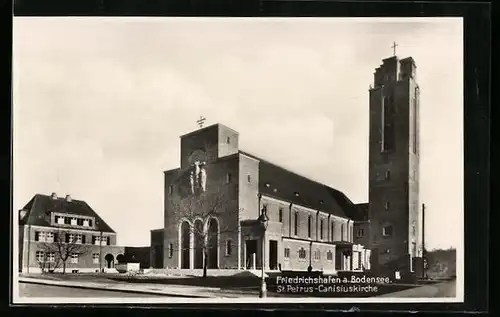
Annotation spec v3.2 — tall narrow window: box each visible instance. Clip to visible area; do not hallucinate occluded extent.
[225,240,232,256]
[307,215,312,238]
[279,208,283,223]
[413,88,419,154]
[320,219,324,240]
[341,224,345,241]
[168,185,173,195]
[294,212,298,236]
[169,243,173,258]
[225,173,231,184]
[382,96,395,152]
[331,222,335,241]
[385,201,390,211]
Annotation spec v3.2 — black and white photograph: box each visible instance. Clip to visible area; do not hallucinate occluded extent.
[12,17,463,304]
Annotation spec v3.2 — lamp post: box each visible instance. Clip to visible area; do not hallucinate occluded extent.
[257,198,269,298]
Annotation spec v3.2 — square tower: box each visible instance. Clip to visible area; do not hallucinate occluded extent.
[368,56,421,273]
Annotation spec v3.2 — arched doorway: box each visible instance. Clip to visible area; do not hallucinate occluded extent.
[193,220,204,269]
[105,254,114,269]
[180,221,191,269]
[116,254,125,264]
[207,218,218,269]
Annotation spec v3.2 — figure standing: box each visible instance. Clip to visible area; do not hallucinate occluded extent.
[199,162,207,192]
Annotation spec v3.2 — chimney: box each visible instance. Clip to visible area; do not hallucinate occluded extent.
[50,192,58,200]
[65,195,72,202]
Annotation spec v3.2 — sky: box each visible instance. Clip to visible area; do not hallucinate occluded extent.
[12,17,463,250]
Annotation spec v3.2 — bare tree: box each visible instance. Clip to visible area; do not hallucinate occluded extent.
[40,229,92,274]
[171,189,241,278]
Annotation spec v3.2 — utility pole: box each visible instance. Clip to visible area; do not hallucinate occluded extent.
[422,203,426,278]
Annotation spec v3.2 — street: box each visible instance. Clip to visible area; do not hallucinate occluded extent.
[19,282,168,298]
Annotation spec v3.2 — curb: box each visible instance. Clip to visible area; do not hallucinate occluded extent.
[19,279,211,298]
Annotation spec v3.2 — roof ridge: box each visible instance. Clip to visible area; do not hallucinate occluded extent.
[239,150,344,193]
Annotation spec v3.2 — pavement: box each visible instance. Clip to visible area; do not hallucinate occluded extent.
[377,279,456,298]
[18,276,248,298]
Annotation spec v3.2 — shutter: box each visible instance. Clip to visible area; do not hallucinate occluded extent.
[106,237,110,245]
[34,231,39,241]
[82,235,86,244]
[65,233,70,243]
[54,233,59,243]
[92,236,96,244]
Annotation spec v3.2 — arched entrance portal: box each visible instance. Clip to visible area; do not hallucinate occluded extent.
[207,218,218,269]
[180,221,191,269]
[104,254,114,269]
[116,254,125,264]
[193,220,204,269]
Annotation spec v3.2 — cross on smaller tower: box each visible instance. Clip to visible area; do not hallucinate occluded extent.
[391,41,398,56]
[196,116,206,128]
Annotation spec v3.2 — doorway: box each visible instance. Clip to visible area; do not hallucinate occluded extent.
[269,240,278,270]
[245,240,257,269]
[105,254,114,269]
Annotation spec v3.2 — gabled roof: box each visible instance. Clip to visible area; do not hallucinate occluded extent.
[19,194,115,233]
[240,151,357,219]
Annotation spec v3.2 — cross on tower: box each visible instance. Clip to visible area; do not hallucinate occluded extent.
[196,116,206,128]
[391,41,398,56]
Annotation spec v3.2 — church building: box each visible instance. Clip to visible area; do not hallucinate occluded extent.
[157,54,423,275]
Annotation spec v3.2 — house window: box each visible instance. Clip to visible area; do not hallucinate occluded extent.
[77,218,84,226]
[75,234,83,244]
[320,219,324,240]
[279,208,283,222]
[88,219,93,227]
[385,170,391,180]
[71,218,77,226]
[83,219,89,227]
[307,215,312,238]
[284,248,290,259]
[225,173,232,184]
[169,243,173,258]
[383,225,393,237]
[247,175,251,183]
[225,240,232,256]
[313,249,321,261]
[36,251,45,262]
[70,253,78,264]
[47,252,55,263]
[385,201,390,211]
[327,250,333,261]
[294,212,298,236]
[64,217,71,225]
[226,136,231,144]
[93,253,100,264]
[298,247,306,259]
[57,216,64,225]
[93,236,101,245]
[46,232,54,243]
[357,228,365,238]
[381,96,395,152]
[66,234,75,243]
[34,231,41,242]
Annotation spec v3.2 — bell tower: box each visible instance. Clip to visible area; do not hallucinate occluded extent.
[367,54,421,273]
